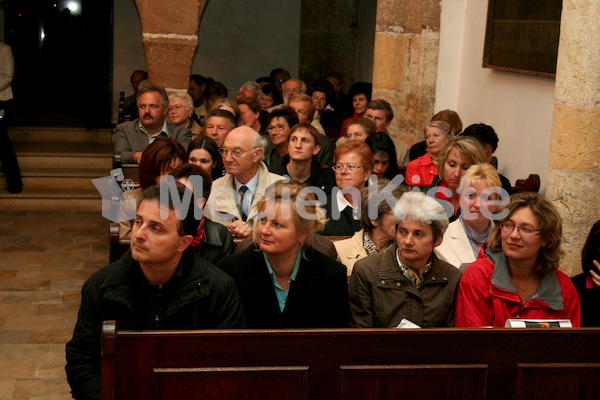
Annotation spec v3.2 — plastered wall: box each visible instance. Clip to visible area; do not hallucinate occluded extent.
[435,0,555,193]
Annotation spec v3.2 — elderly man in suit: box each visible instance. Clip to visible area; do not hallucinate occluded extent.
[114,84,192,164]
[204,126,283,238]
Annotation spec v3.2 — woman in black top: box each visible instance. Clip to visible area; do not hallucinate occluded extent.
[217,180,349,328]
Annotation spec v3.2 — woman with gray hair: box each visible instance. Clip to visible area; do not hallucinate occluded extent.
[334,180,408,276]
[348,191,462,328]
[405,120,453,186]
[167,93,202,139]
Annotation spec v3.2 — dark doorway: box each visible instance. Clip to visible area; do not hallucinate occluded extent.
[3,0,112,128]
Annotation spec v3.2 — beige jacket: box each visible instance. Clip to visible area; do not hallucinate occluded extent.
[204,162,282,227]
[334,229,367,276]
[435,219,489,271]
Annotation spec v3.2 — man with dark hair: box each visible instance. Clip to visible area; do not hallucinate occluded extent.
[66,182,245,400]
[326,72,353,119]
[269,67,290,94]
[364,99,410,167]
[123,70,148,118]
[205,109,238,148]
[288,94,334,168]
[114,84,192,164]
[460,123,513,195]
[272,123,336,196]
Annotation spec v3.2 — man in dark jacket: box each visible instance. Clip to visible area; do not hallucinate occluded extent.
[65,183,245,400]
[272,123,335,197]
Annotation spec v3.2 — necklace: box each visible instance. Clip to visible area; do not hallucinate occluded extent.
[277,277,291,288]
[513,278,537,292]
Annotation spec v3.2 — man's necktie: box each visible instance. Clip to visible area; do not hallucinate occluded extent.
[238,185,248,221]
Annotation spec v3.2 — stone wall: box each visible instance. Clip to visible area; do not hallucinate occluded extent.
[372,0,441,146]
[547,0,600,275]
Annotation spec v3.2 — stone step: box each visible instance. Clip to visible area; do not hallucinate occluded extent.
[8,126,113,144]
[0,188,102,211]
[11,141,114,170]
[0,168,108,190]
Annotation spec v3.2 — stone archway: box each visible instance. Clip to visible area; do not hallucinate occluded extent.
[134,0,209,93]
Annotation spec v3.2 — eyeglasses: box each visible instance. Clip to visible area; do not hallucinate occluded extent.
[267,123,289,133]
[219,147,257,158]
[283,87,302,95]
[499,222,541,236]
[332,164,363,172]
[169,105,186,111]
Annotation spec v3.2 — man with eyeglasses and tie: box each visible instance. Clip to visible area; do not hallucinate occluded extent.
[114,84,192,164]
[204,126,283,238]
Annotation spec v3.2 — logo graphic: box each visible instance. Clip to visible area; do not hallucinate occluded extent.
[92,168,137,223]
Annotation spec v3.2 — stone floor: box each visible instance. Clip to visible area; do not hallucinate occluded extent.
[0,210,108,400]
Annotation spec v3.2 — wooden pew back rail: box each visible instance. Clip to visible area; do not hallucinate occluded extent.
[101,321,600,400]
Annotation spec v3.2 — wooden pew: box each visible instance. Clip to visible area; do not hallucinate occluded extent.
[101,321,600,400]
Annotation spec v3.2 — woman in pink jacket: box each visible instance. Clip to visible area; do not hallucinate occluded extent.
[455,192,581,327]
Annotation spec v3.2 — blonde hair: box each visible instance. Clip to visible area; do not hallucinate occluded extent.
[437,137,486,180]
[460,163,502,200]
[253,180,327,256]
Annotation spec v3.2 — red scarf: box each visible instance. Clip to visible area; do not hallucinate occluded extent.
[191,217,206,248]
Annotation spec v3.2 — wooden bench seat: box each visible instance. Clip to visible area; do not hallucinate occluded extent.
[101,321,600,400]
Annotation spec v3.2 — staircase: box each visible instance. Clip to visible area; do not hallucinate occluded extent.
[0,126,113,211]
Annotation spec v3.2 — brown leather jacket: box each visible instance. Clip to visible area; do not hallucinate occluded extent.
[348,244,462,328]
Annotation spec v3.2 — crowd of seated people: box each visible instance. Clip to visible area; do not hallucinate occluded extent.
[72,68,599,399]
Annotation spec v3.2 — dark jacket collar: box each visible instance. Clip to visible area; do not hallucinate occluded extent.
[101,250,211,315]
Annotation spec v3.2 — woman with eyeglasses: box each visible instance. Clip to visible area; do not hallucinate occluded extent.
[455,192,581,327]
[263,107,299,172]
[167,93,202,140]
[322,141,374,236]
[258,84,282,111]
[335,180,408,277]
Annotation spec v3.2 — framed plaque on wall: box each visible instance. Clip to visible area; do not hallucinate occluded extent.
[483,0,562,78]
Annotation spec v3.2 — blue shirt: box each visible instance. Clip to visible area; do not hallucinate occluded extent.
[263,250,302,312]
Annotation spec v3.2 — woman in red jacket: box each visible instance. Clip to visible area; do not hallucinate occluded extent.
[455,192,581,327]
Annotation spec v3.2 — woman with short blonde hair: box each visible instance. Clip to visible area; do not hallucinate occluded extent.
[217,180,349,328]
[435,163,504,270]
[426,136,486,222]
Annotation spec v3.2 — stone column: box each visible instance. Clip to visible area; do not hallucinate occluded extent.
[134,0,209,93]
[547,0,600,275]
[371,0,440,145]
